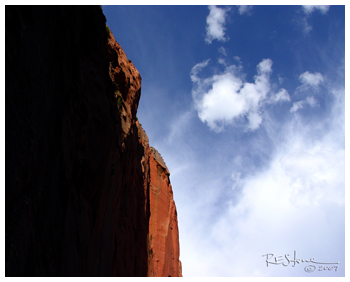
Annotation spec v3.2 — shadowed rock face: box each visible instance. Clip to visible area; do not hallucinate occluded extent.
[6,6,181,277]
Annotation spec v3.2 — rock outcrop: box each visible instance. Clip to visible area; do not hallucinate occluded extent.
[5,6,181,277]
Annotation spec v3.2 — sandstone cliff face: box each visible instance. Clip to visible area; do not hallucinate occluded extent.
[148,147,182,277]
[136,125,182,277]
[6,6,181,277]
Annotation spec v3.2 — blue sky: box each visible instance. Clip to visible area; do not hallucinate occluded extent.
[102,5,345,277]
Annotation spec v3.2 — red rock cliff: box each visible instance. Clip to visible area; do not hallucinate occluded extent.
[107,30,182,277]
[137,124,182,277]
[6,6,181,277]
[148,147,182,277]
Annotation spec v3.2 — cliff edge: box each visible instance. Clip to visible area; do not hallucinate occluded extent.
[5,6,181,276]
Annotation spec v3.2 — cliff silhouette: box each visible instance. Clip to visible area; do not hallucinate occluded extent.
[5,6,181,276]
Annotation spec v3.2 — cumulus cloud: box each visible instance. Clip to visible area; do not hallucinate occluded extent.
[205,5,230,44]
[237,5,253,15]
[302,5,330,15]
[258,58,272,73]
[191,58,290,132]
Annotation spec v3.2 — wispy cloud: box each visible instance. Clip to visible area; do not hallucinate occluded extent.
[205,5,230,44]
[290,96,317,113]
[298,5,330,35]
[211,111,344,275]
[190,58,289,132]
[237,5,253,15]
[218,46,227,56]
[180,84,345,276]
[290,71,324,112]
[302,5,330,15]
[300,17,313,35]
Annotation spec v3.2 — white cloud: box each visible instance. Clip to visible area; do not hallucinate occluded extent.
[305,96,317,107]
[290,100,304,113]
[205,5,230,44]
[247,111,262,130]
[290,96,317,113]
[231,172,243,191]
[270,88,291,104]
[301,17,313,34]
[298,6,330,35]
[181,84,345,276]
[294,71,325,97]
[218,46,227,56]
[233,56,242,64]
[299,71,324,88]
[217,58,227,66]
[215,122,344,274]
[190,59,210,84]
[237,5,253,15]
[166,110,194,144]
[257,58,272,73]
[191,58,290,132]
[302,5,330,15]
[278,75,285,85]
